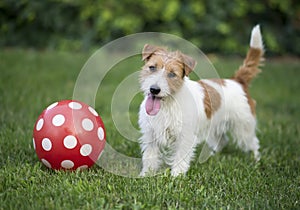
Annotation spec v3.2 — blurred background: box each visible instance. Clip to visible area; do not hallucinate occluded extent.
[0,0,299,55]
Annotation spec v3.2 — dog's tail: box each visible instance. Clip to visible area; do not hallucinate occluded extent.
[233,25,264,86]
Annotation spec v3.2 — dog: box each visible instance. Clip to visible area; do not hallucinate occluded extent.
[138,25,264,177]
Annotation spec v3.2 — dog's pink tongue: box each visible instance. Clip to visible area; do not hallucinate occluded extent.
[145,95,161,116]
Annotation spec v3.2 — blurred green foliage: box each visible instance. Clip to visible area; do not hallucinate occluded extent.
[0,0,299,55]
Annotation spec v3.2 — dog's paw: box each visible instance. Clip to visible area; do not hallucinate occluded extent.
[171,167,186,177]
[254,150,261,162]
[139,171,147,177]
[139,168,157,177]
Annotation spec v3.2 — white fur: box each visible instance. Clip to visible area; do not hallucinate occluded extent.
[250,25,263,50]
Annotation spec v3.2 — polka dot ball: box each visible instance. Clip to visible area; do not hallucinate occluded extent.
[33,100,106,170]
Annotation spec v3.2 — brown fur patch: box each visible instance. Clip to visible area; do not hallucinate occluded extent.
[198,81,222,119]
[242,87,256,116]
[142,44,167,61]
[164,54,185,93]
[233,48,263,86]
[233,47,264,116]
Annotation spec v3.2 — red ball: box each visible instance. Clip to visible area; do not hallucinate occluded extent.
[33,100,106,170]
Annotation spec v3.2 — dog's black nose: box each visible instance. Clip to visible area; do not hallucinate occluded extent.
[150,85,161,95]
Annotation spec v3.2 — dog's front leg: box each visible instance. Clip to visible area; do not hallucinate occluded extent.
[171,134,197,176]
[140,141,162,177]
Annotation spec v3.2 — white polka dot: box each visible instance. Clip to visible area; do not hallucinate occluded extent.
[36,118,44,131]
[80,144,92,156]
[82,118,94,131]
[88,106,98,116]
[61,160,74,169]
[52,114,65,127]
[68,102,82,110]
[42,138,52,151]
[41,158,52,168]
[32,138,36,150]
[63,135,77,149]
[77,165,88,170]
[97,127,105,141]
[47,102,58,110]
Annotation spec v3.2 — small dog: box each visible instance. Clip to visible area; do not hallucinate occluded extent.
[139,25,264,176]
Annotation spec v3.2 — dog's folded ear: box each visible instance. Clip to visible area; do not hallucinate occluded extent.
[142,44,166,61]
[181,53,197,76]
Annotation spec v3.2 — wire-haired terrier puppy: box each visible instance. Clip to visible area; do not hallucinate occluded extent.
[139,25,264,176]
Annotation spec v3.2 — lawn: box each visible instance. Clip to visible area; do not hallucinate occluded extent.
[0,49,299,209]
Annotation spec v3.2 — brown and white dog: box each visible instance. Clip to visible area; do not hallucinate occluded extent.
[139,25,264,176]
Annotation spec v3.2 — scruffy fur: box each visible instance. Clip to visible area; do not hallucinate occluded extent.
[139,25,264,176]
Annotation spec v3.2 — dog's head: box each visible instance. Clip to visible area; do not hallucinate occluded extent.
[139,44,196,116]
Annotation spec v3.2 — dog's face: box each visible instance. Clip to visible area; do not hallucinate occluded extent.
[139,44,196,116]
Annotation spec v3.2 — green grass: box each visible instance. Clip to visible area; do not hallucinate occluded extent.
[0,49,299,209]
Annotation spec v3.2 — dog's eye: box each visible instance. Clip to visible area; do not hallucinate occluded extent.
[168,72,177,78]
[149,66,156,72]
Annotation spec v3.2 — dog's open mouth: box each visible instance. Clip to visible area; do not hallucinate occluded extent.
[145,94,161,116]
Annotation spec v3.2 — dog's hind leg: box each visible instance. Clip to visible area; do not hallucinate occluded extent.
[206,121,230,153]
[231,117,260,161]
[207,133,229,154]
